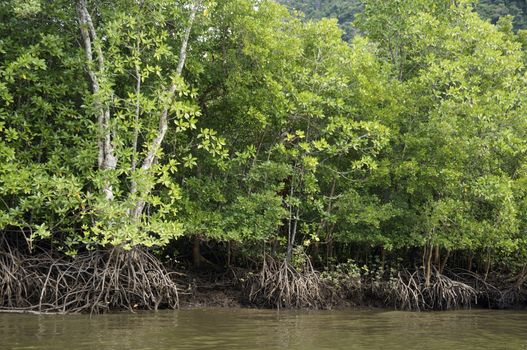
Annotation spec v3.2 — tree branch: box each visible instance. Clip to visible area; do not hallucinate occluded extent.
[131,1,200,218]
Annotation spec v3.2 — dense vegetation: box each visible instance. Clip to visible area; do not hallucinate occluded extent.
[279,0,527,37]
[477,0,527,29]
[1,0,527,313]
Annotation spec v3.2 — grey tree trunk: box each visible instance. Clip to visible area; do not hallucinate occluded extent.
[76,0,117,200]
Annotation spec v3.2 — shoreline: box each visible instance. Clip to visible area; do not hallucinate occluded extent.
[1,245,526,314]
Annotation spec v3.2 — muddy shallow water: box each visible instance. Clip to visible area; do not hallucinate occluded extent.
[1,308,527,350]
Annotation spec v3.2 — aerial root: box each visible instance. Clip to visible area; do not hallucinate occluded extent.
[0,240,179,314]
[245,259,484,310]
[245,254,330,309]
[380,268,478,311]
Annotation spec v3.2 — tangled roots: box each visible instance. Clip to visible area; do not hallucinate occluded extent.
[0,241,179,314]
[381,268,477,311]
[245,255,330,309]
[243,258,482,311]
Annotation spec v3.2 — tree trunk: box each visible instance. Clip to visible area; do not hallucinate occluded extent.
[286,175,295,263]
[423,243,433,287]
[192,236,201,269]
[467,252,473,271]
[484,250,492,281]
[439,249,450,274]
[76,0,117,200]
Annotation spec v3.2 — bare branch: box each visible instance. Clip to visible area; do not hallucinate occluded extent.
[140,1,199,173]
[132,1,200,218]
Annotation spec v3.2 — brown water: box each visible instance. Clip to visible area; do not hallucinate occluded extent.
[1,308,526,350]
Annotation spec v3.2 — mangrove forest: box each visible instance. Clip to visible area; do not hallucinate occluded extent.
[2,0,527,313]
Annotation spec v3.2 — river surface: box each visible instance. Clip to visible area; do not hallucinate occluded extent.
[1,308,527,350]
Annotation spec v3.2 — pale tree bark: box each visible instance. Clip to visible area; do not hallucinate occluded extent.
[78,0,199,213]
[76,0,117,200]
[130,64,141,197]
[131,1,200,219]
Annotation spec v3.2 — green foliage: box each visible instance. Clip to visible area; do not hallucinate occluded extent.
[0,0,212,250]
[476,0,527,30]
[278,0,362,39]
[280,0,527,34]
[1,0,527,273]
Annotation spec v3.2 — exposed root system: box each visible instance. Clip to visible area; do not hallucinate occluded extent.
[0,240,179,314]
[501,266,527,307]
[381,268,478,311]
[245,255,330,309]
[2,234,525,312]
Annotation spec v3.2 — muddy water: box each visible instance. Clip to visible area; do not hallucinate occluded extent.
[1,308,526,350]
